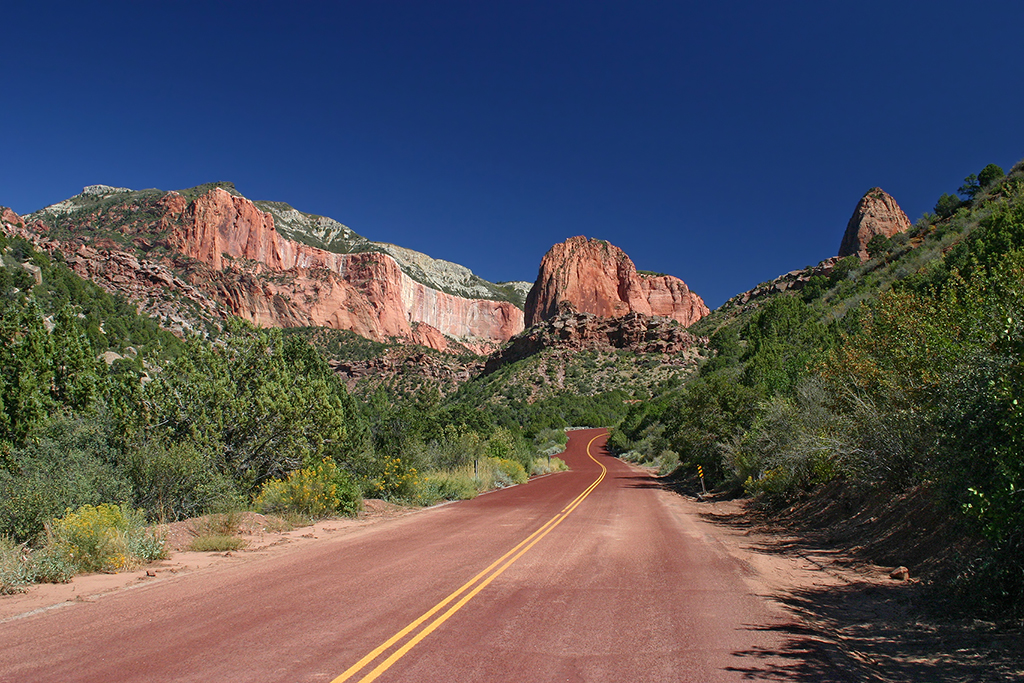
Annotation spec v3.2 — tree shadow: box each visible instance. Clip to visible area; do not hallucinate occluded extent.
[616,473,665,489]
[619,463,1023,679]
[725,582,1023,682]
[726,620,868,682]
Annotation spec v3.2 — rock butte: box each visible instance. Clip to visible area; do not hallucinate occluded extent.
[524,236,709,328]
[838,188,913,261]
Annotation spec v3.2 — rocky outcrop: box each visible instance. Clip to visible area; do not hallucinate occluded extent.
[2,210,226,337]
[13,187,525,352]
[257,199,525,304]
[332,350,484,395]
[838,188,913,261]
[486,307,705,374]
[524,236,708,328]
[2,207,25,229]
[733,257,840,306]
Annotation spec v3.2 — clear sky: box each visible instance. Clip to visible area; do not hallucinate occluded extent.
[3,2,1022,308]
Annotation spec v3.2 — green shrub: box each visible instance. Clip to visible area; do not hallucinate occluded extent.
[417,471,478,504]
[120,436,241,522]
[0,412,131,543]
[828,255,861,285]
[28,544,79,583]
[533,427,568,453]
[935,192,963,218]
[866,234,892,260]
[721,383,850,501]
[801,275,829,303]
[978,163,1005,189]
[531,456,568,475]
[488,427,533,476]
[493,457,528,486]
[743,466,794,499]
[254,457,361,518]
[656,450,680,476]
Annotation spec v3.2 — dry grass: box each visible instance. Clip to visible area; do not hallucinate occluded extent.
[187,534,246,552]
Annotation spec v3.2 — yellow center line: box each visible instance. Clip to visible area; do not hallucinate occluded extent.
[331,432,608,683]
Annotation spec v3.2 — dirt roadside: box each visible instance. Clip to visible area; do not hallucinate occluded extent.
[667,491,1024,682]
[3,482,1021,681]
[0,499,416,624]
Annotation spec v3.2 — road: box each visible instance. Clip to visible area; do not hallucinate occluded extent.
[0,429,785,682]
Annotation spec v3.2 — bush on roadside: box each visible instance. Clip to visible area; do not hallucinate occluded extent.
[656,449,680,476]
[416,452,545,505]
[254,457,361,519]
[493,458,528,486]
[531,456,568,476]
[120,436,241,522]
[416,471,479,504]
[28,544,79,583]
[187,535,246,552]
[0,412,131,543]
[0,535,32,594]
[534,428,568,452]
[44,503,166,576]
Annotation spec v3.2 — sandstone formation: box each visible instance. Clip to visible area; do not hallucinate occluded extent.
[485,307,705,375]
[838,188,913,261]
[524,236,709,328]
[6,187,525,352]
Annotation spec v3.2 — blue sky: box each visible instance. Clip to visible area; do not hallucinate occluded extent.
[3,2,1022,308]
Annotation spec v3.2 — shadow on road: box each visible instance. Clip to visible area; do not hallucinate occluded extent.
[620,464,1023,681]
[616,473,664,489]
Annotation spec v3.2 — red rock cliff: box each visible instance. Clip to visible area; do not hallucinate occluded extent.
[838,188,913,261]
[10,188,524,352]
[171,189,524,350]
[524,236,709,328]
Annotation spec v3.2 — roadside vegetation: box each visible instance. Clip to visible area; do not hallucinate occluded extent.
[0,231,585,590]
[612,159,1024,621]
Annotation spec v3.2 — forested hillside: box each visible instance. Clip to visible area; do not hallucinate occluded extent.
[0,235,573,590]
[612,160,1024,618]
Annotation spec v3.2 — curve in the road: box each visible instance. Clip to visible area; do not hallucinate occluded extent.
[334,432,608,683]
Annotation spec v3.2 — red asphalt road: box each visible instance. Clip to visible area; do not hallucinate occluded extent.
[0,429,785,682]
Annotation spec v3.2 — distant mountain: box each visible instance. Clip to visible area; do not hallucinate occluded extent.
[253,193,531,304]
[5,183,524,353]
[3,185,713,359]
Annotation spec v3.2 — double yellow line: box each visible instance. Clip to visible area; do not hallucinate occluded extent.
[331,433,608,683]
